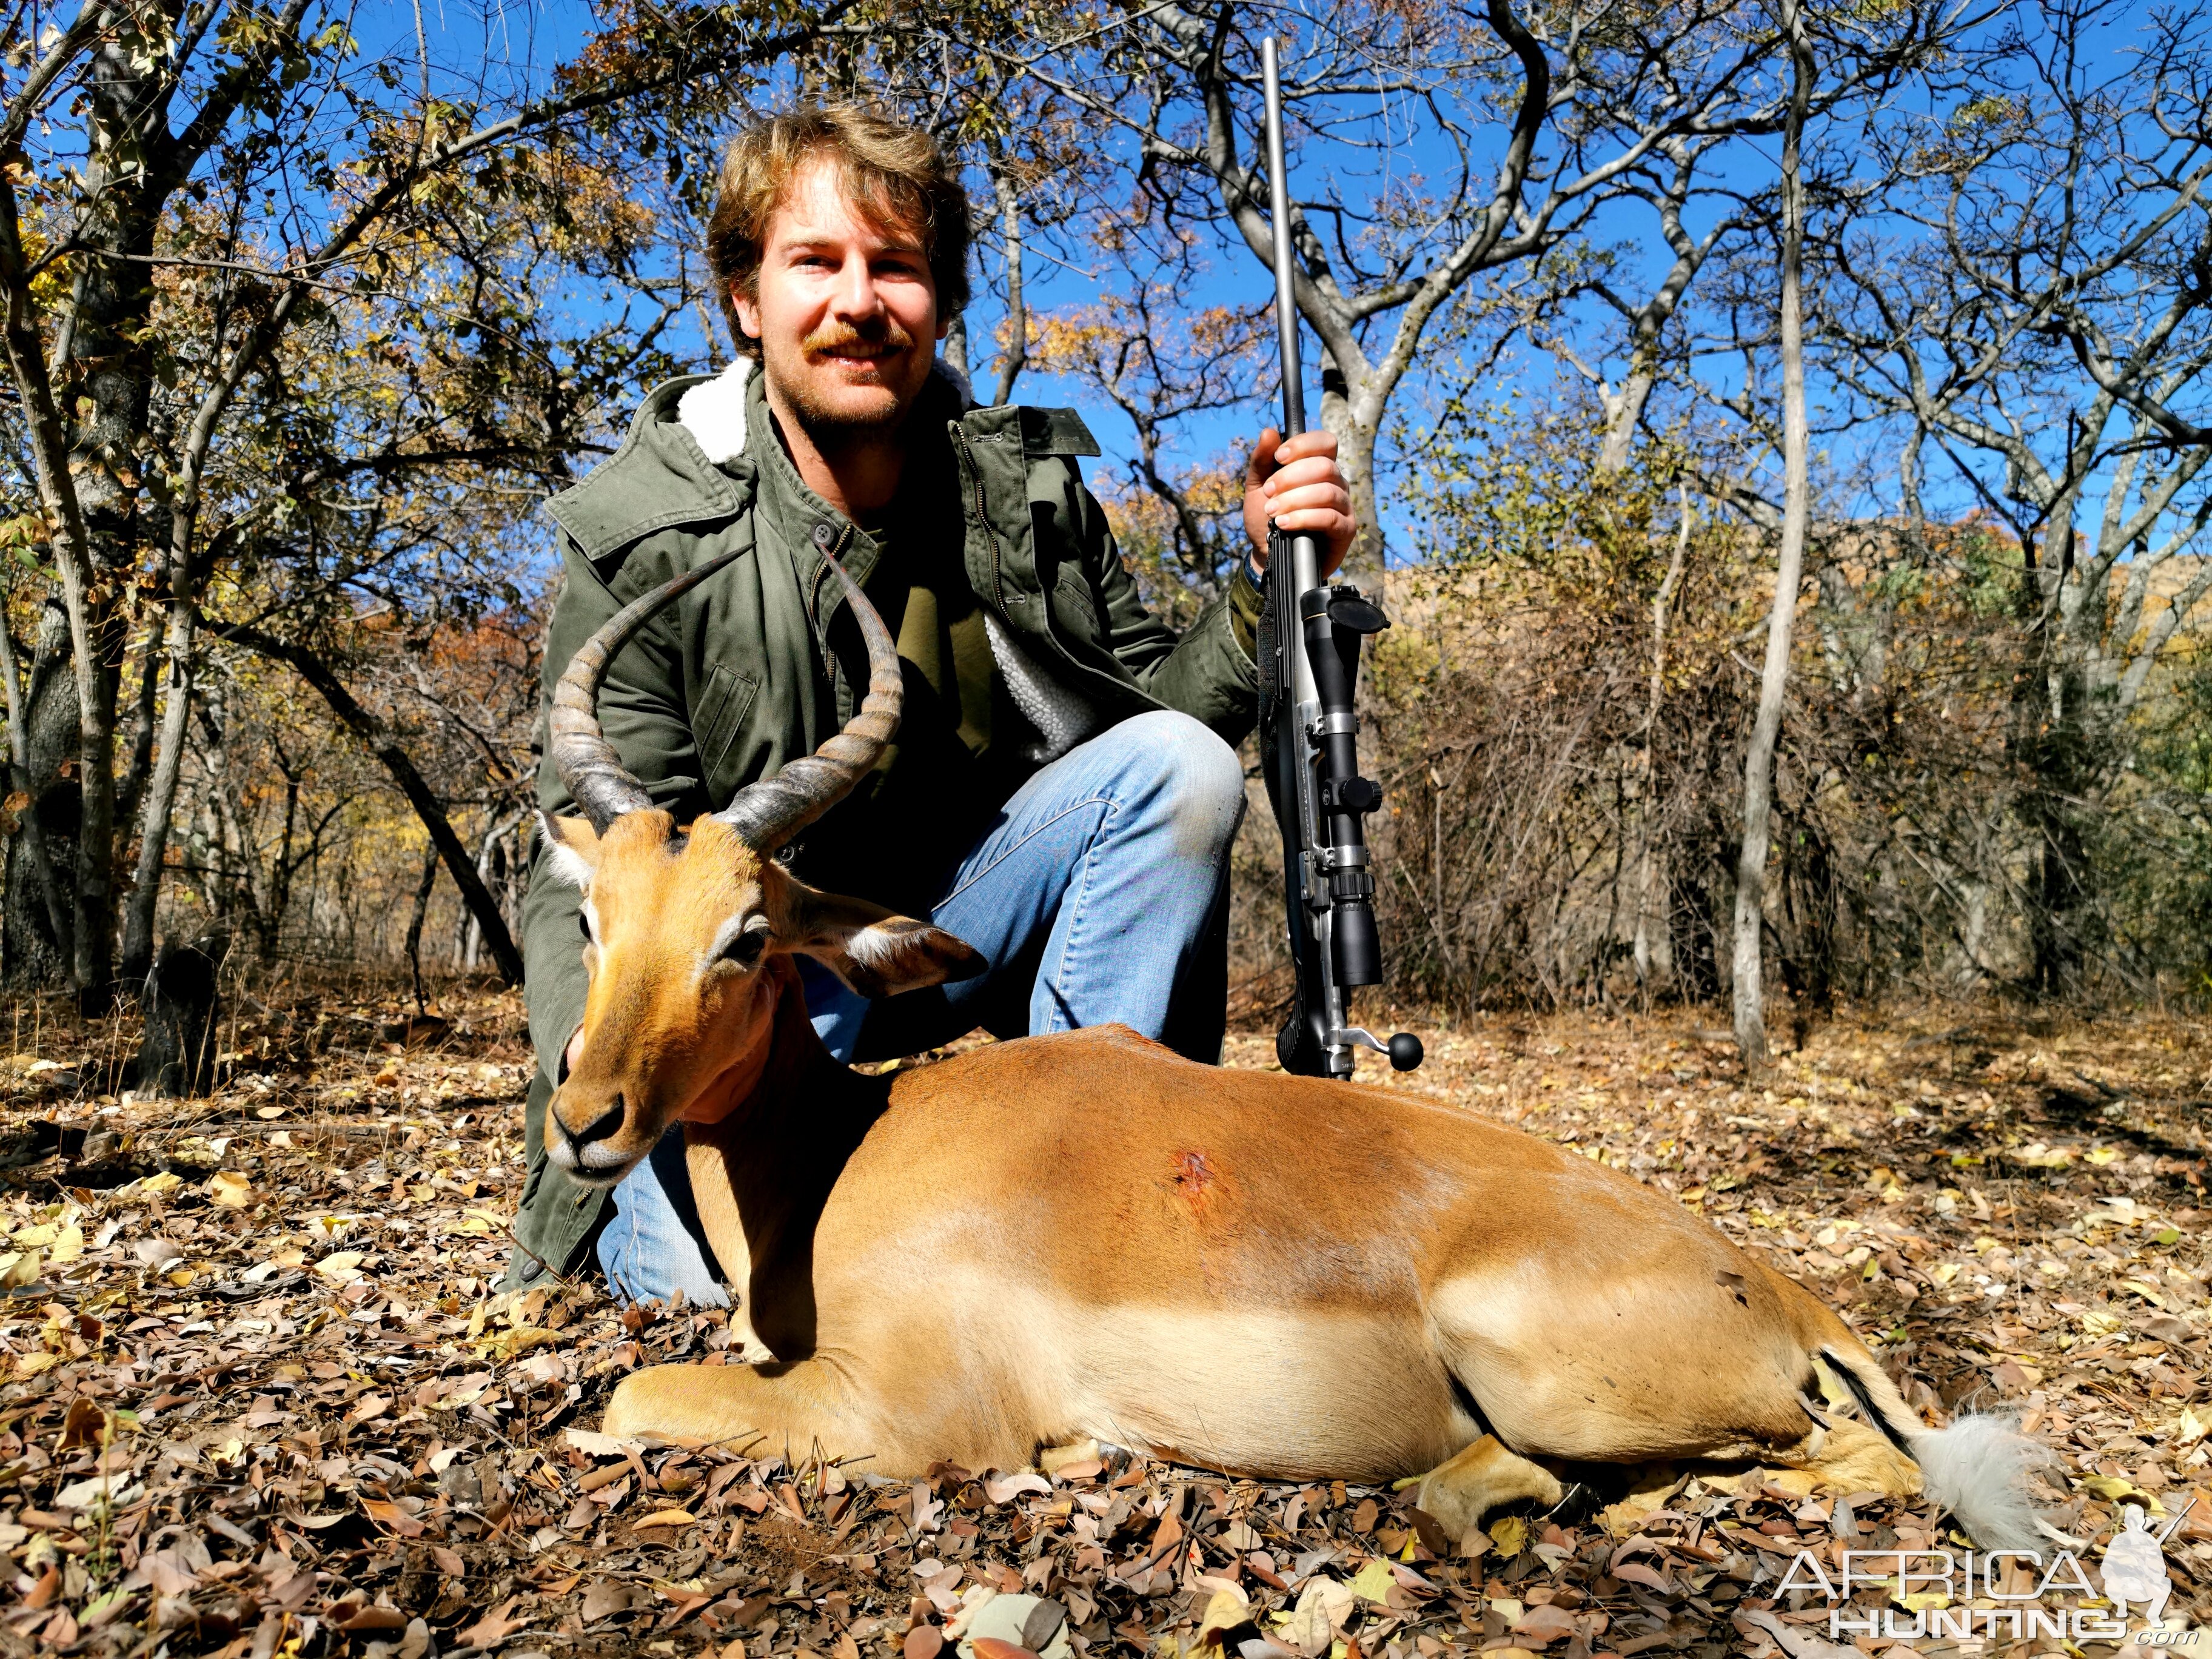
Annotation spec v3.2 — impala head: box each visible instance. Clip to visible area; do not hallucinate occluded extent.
[538,545,982,1187]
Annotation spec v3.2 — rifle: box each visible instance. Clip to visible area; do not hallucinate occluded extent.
[1258,35,1423,1082]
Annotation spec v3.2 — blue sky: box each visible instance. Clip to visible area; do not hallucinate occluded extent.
[376,0,2207,586]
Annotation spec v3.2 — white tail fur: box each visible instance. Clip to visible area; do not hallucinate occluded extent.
[1905,1412,2053,1553]
[1819,1346,2050,1552]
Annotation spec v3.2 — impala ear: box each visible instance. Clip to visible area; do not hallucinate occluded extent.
[785,888,987,998]
[538,810,602,891]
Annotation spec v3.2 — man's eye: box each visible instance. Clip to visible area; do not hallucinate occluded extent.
[723,930,768,966]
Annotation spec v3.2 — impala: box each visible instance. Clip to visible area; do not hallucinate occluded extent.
[537,548,2046,1550]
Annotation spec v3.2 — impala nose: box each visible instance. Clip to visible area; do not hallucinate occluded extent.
[554,1093,628,1174]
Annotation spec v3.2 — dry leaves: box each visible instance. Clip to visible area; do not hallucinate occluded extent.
[0,988,2207,1657]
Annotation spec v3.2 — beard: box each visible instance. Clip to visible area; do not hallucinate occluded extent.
[765,316,928,451]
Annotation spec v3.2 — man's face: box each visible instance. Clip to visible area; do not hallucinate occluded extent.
[734,158,943,443]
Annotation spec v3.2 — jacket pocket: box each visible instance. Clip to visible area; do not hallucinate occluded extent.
[692,664,762,795]
[1051,563,1102,641]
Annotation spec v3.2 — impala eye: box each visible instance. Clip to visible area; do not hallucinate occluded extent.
[577,911,593,941]
[723,927,769,967]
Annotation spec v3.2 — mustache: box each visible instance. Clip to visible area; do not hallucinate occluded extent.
[802,320,916,360]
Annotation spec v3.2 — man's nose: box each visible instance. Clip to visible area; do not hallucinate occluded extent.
[558,1093,626,1153]
[830,255,885,321]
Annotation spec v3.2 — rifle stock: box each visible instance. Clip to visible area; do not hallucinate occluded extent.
[1257,37,1421,1081]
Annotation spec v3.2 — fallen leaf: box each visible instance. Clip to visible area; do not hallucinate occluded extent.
[1487,1514,1529,1557]
[581,1580,632,1622]
[55,1399,105,1450]
[206,1170,253,1208]
[1346,1560,1403,1607]
[457,1595,524,1649]
[338,1606,409,1633]
[1512,1604,1578,1646]
[362,1497,426,1538]
[314,1250,365,1282]
[634,1507,696,1529]
[1193,1585,1253,1647]
[1612,1560,1674,1595]
[474,1324,560,1362]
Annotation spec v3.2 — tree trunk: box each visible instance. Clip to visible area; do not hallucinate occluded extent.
[988,167,1027,407]
[115,606,165,834]
[1633,489,1692,996]
[2,600,79,987]
[210,618,524,985]
[405,843,439,1013]
[1597,357,1660,475]
[119,603,196,986]
[0,592,74,976]
[1317,350,1384,586]
[1731,0,1815,1068]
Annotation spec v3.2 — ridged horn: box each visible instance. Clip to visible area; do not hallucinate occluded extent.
[716,548,901,852]
[549,544,749,833]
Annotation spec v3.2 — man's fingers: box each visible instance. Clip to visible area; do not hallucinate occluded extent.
[1267,480,1352,519]
[1265,462,1344,500]
[1269,429,1338,464]
[1247,426,1284,483]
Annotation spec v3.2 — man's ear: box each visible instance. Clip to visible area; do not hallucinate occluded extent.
[784,888,987,998]
[731,281,762,345]
[538,810,602,891]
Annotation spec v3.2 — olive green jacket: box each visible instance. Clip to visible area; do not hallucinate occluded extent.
[504,366,1261,1289]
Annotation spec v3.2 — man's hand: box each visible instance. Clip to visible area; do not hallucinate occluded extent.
[1244,427,1356,579]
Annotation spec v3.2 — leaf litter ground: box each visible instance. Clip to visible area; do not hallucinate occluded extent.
[0,986,2207,1659]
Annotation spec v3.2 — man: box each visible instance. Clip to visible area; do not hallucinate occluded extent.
[508,102,1353,1302]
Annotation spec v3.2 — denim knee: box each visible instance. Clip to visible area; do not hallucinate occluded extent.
[1114,710,1246,853]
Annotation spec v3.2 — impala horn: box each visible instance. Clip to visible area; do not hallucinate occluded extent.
[548,545,901,845]
[715,550,902,853]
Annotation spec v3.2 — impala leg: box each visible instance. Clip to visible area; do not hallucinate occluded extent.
[1776,1418,1923,1499]
[1413,1435,1566,1541]
[602,1360,909,1475]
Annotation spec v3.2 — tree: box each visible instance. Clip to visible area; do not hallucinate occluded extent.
[0,0,837,999]
[1000,0,1833,580]
[1823,0,2212,991]
[1732,0,1817,1067]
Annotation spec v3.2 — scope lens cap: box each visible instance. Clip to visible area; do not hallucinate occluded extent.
[1387,1032,1424,1071]
[1327,593,1390,635]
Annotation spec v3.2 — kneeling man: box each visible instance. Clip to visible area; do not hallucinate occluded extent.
[507,101,1353,1304]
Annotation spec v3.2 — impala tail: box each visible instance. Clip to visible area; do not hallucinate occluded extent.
[1814,1340,2051,1553]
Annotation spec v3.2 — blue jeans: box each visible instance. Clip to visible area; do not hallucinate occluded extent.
[595,709,1245,1306]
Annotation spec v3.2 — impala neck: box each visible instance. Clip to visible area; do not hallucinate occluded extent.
[680,959,891,1359]
[677,956,839,1130]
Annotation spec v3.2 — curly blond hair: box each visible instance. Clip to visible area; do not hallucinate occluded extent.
[706,102,971,356]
